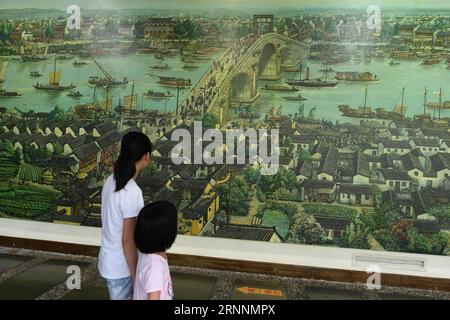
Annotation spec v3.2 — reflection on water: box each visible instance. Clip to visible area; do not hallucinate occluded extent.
[0,52,220,114]
[253,58,450,122]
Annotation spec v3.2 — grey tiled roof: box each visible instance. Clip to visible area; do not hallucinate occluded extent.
[213,223,280,242]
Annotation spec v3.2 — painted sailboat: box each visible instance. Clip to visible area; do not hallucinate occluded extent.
[33,56,77,91]
[88,58,128,87]
[0,61,8,84]
[286,65,337,88]
[338,86,376,119]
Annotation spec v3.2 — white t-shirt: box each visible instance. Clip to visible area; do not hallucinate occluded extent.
[98,174,144,279]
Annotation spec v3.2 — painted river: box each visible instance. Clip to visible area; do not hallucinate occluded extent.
[1,50,449,123]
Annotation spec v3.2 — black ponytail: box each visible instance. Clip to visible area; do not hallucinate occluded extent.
[114,132,152,191]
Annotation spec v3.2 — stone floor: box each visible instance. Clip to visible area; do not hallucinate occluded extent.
[0,246,449,300]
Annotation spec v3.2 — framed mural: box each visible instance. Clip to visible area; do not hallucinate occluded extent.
[0,0,449,257]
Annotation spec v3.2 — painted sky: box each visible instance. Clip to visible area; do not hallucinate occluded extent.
[0,0,449,10]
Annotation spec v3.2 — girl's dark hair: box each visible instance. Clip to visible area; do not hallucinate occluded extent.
[114,131,152,192]
[134,201,178,254]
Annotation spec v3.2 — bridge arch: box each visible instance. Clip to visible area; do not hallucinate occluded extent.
[258,42,280,80]
[280,44,302,68]
[230,72,255,102]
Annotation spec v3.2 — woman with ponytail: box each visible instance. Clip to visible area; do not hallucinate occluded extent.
[98,131,152,300]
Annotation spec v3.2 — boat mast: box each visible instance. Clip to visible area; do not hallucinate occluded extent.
[438,87,442,120]
[130,82,135,112]
[105,86,109,112]
[363,86,368,116]
[53,54,57,85]
[324,62,329,82]
[175,79,180,116]
[401,87,405,119]
[423,86,427,116]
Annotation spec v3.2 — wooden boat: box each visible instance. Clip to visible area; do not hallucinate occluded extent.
[143,90,174,98]
[0,89,21,97]
[262,85,299,92]
[73,60,88,66]
[335,71,378,82]
[389,60,400,66]
[421,57,442,65]
[30,71,42,77]
[282,94,308,101]
[286,66,337,88]
[56,54,74,60]
[338,87,376,119]
[150,64,171,70]
[67,91,83,98]
[148,74,192,88]
[183,63,199,70]
[33,56,77,91]
[88,58,128,87]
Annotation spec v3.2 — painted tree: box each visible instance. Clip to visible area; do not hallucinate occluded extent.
[428,205,450,226]
[133,19,145,39]
[341,213,370,249]
[242,165,261,185]
[289,212,324,245]
[258,166,297,194]
[202,113,218,129]
[49,105,66,122]
[218,175,252,217]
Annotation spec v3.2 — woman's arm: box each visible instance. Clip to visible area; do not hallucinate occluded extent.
[148,291,161,300]
[123,217,138,282]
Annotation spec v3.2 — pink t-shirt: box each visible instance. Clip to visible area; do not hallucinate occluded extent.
[133,253,173,300]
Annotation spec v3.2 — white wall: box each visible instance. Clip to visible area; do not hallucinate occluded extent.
[0,218,449,280]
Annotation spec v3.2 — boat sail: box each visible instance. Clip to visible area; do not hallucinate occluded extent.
[49,71,61,86]
[103,97,113,112]
[33,56,76,91]
[124,94,138,110]
[0,61,8,84]
[393,87,407,117]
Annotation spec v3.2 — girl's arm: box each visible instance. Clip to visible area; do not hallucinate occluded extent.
[148,291,161,300]
[123,217,138,282]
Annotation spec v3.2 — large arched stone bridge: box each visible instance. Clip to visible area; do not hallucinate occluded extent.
[179,32,310,122]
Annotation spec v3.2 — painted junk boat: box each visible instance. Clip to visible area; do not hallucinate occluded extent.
[421,57,442,65]
[33,56,76,91]
[67,91,83,98]
[338,86,375,119]
[73,60,88,66]
[262,85,299,92]
[0,89,21,97]
[150,75,192,88]
[286,66,337,88]
[143,90,174,98]
[282,94,308,101]
[88,58,129,87]
[335,71,378,82]
[150,64,171,70]
[88,76,128,87]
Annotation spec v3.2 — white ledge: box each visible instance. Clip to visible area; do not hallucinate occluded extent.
[0,218,449,280]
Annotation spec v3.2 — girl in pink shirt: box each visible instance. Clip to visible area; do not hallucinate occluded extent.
[133,201,178,300]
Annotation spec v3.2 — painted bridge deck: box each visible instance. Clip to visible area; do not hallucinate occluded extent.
[0,247,448,300]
